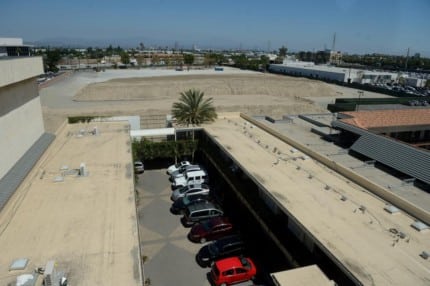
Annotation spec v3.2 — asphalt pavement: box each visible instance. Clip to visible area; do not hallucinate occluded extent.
[136,169,211,286]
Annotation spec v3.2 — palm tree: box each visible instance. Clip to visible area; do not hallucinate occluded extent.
[172,89,217,161]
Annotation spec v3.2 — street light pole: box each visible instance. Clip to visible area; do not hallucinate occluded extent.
[356,91,364,111]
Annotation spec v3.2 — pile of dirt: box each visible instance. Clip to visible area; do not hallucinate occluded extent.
[74,74,336,102]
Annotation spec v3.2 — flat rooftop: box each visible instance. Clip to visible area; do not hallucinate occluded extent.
[204,113,430,286]
[0,122,141,286]
[271,265,334,286]
[255,114,430,212]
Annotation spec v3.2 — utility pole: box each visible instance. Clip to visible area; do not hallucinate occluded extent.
[356,90,364,111]
[331,32,336,52]
[405,47,410,70]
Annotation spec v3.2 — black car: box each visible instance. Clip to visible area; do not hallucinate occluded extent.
[170,194,210,215]
[196,234,245,267]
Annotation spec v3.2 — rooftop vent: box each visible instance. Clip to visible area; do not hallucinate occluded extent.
[10,258,29,271]
[384,204,400,214]
[411,221,430,232]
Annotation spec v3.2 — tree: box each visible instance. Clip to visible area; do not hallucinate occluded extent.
[120,51,130,65]
[260,55,270,71]
[183,54,195,70]
[172,89,217,127]
[45,48,61,72]
[172,89,217,161]
[279,46,288,57]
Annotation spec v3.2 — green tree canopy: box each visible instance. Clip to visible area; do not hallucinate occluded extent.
[172,89,217,126]
[279,45,288,57]
[120,51,130,64]
[183,54,195,66]
[45,48,61,72]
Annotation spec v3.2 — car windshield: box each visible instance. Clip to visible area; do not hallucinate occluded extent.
[212,265,220,277]
[178,186,189,194]
[208,243,219,255]
[182,196,191,205]
[201,218,218,231]
[241,257,251,269]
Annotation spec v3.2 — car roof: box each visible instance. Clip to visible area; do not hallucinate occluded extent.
[201,216,230,226]
[184,193,210,200]
[187,183,209,190]
[187,201,216,212]
[214,256,243,270]
[214,234,242,246]
[185,164,201,169]
[185,170,207,177]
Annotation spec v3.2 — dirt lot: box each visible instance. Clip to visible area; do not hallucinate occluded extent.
[73,73,329,116]
[41,68,388,133]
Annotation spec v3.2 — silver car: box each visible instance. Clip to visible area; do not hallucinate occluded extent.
[170,183,210,201]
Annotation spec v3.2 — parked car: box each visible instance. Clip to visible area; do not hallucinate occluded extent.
[181,201,223,227]
[169,163,198,179]
[172,170,208,189]
[169,164,203,182]
[170,183,210,201]
[166,160,191,175]
[211,256,257,286]
[134,161,144,174]
[170,194,211,215]
[189,216,234,244]
[196,234,245,266]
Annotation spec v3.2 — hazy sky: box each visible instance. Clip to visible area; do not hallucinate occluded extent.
[1,0,429,55]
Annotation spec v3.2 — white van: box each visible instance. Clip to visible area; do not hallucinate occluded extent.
[169,164,203,182]
[172,170,208,189]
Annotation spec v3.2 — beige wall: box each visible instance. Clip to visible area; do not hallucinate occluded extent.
[0,57,43,88]
[0,97,45,179]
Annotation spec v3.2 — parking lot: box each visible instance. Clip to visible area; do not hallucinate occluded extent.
[135,159,295,286]
[136,169,211,286]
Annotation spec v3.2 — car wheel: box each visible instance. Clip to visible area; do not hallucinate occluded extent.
[200,237,206,243]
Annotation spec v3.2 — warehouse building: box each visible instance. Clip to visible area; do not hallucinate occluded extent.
[269,62,397,84]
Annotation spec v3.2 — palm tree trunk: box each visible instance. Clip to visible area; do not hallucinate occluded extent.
[191,125,195,163]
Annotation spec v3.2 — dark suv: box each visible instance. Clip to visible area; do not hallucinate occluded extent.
[196,234,245,267]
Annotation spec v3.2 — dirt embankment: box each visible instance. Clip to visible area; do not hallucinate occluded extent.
[43,73,343,132]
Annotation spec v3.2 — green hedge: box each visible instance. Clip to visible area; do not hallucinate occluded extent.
[132,139,198,160]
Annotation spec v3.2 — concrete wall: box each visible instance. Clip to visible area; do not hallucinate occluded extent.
[0,78,39,116]
[0,97,45,179]
[241,113,430,226]
[269,64,345,82]
[0,57,43,88]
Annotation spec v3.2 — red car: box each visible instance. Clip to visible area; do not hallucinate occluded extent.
[188,216,234,243]
[211,256,257,286]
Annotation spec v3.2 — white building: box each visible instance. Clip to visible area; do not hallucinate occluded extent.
[0,37,31,57]
[405,77,427,88]
[269,62,398,84]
